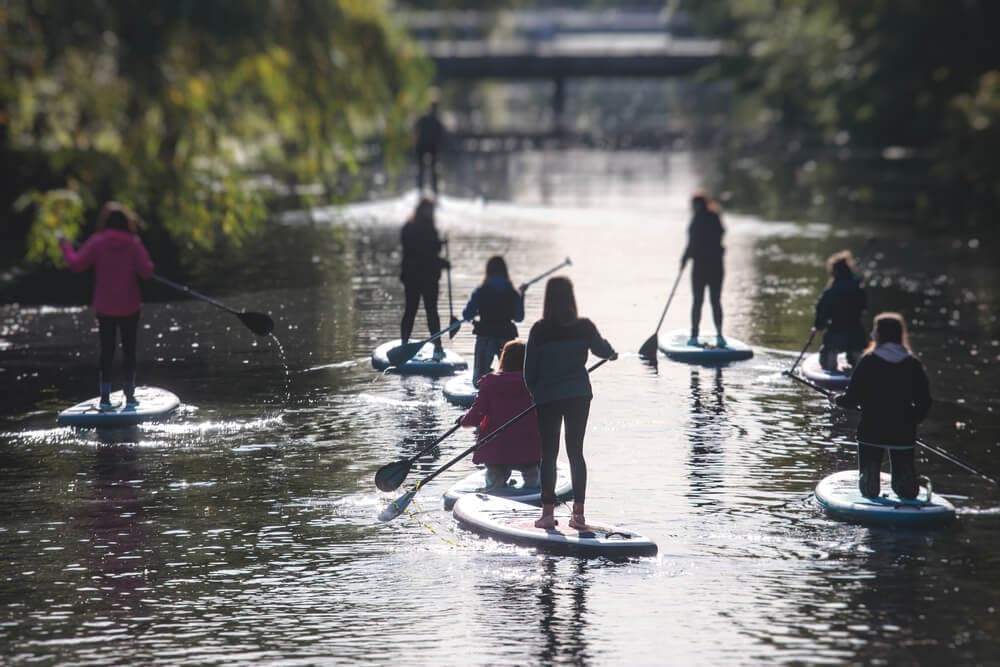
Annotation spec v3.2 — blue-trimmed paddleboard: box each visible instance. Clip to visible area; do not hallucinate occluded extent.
[815,470,956,526]
[799,352,852,389]
[442,371,478,407]
[371,340,467,376]
[443,463,572,510]
[57,386,180,428]
[658,329,753,364]
[453,494,658,558]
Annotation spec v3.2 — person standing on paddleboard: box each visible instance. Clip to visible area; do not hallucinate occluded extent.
[681,192,727,348]
[59,202,154,408]
[459,340,541,489]
[462,256,525,387]
[400,197,449,361]
[833,312,932,499]
[524,276,617,530]
[813,250,868,371]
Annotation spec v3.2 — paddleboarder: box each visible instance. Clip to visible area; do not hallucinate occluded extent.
[58,202,154,408]
[681,192,726,348]
[400,197,448,361]
[458,340,541,489]
[524,276,617,530]
[813,250,868,371]
[462,256,525,387]
[832,312,932,499]
[415,96,446,194]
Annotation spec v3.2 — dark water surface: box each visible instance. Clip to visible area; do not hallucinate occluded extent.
[2,153,999,665]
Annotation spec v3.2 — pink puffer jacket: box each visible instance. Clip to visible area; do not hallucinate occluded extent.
[461,370,542,466]
[61,229,154,316]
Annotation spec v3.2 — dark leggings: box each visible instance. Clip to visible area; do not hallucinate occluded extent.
[98,312,140,390]
[400,280,442,350]
[537,397,591,505]
[691,263,723,338]
[858,443,918,500]
[416,149,438,194]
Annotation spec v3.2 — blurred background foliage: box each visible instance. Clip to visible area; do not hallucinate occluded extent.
[689,0,1000,228]
[1,0,431,267]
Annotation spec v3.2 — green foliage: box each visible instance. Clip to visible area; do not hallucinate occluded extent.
[1,0,432,262]
[16,189,89,265]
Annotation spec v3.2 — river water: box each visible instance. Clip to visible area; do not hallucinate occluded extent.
[1,152,998,665]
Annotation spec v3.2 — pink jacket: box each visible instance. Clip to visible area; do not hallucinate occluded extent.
[461,370,542,466]
[61,229,154,317]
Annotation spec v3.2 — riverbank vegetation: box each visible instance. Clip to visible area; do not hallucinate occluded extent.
[1,0,431,273]
[691,1,1000,229]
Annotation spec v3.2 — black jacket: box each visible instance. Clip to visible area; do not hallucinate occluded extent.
[524,318,615,405]
[463,277,524,340]
[682,209,724,267]
[400,222,444,284]
[814,276,867,348]
[835,349,932,447]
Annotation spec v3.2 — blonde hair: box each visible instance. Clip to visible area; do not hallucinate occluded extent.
[499,339,526,371]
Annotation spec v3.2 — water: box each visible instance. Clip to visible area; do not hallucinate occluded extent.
[1,152,998,665]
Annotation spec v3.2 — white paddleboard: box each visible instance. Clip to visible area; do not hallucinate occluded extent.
[658,329,753,364]
[371,339,467,376]
[443,462,572,510]
[442,371,478,407]
[815,470,956,527]
[453,494,658,558]
[57,386,180,428]
[799,352,852,389]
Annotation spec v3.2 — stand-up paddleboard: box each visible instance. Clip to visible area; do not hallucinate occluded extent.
[443,463,573,510]
[371,340,467,377]
[453,494,657,558]
[658,329,753,364]
[442,371,478,407]
[815,470,956,526]
[799,352,852,389]
[57,386,180,428]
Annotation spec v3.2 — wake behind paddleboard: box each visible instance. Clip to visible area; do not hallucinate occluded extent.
[453,494,658,558]
[371,340,467,377]
[815,470,956,527]
[442,371,478,407]
[798,352,852,389]
[57,386,180,428]
[658,329,753,364]
[443,463,573,510]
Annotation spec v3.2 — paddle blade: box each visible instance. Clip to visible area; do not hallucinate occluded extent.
[378,490,415,522]
[638,334,659,363]
[374,460,412,492]
[386,341,422,367]
[449,316,461,339]
[238,311,275,336]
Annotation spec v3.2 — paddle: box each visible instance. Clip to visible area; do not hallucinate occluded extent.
[445,237,459,339]
[518,257,572,292]
[152,274,274,336]
[374,422,463,492]
[789,329,817,375]
[379,358,610,521]
[783,370,1000,486]
[385,318,467,367]
[638,266,685,364]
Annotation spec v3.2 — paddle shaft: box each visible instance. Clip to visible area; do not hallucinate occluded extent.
[653,268,685,335]
[784,370,1000,486]
[403,421,462,467]
[520,258,572,291]
[153,274,241,316]
[445,237,455,319]
[407,358,609,493]
[789,330,817,375]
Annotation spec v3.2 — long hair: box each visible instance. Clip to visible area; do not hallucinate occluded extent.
[408,197,436,229]
[542,276,577,325]
[866,312,910,353]
[482,255,509,285]
[826,250,856,285]
[97,201,137,234]
[499,339,526,371]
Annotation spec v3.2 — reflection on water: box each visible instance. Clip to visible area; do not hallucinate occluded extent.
[1,151,999,664]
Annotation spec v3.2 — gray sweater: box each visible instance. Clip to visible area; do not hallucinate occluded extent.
[524,318,615,405]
